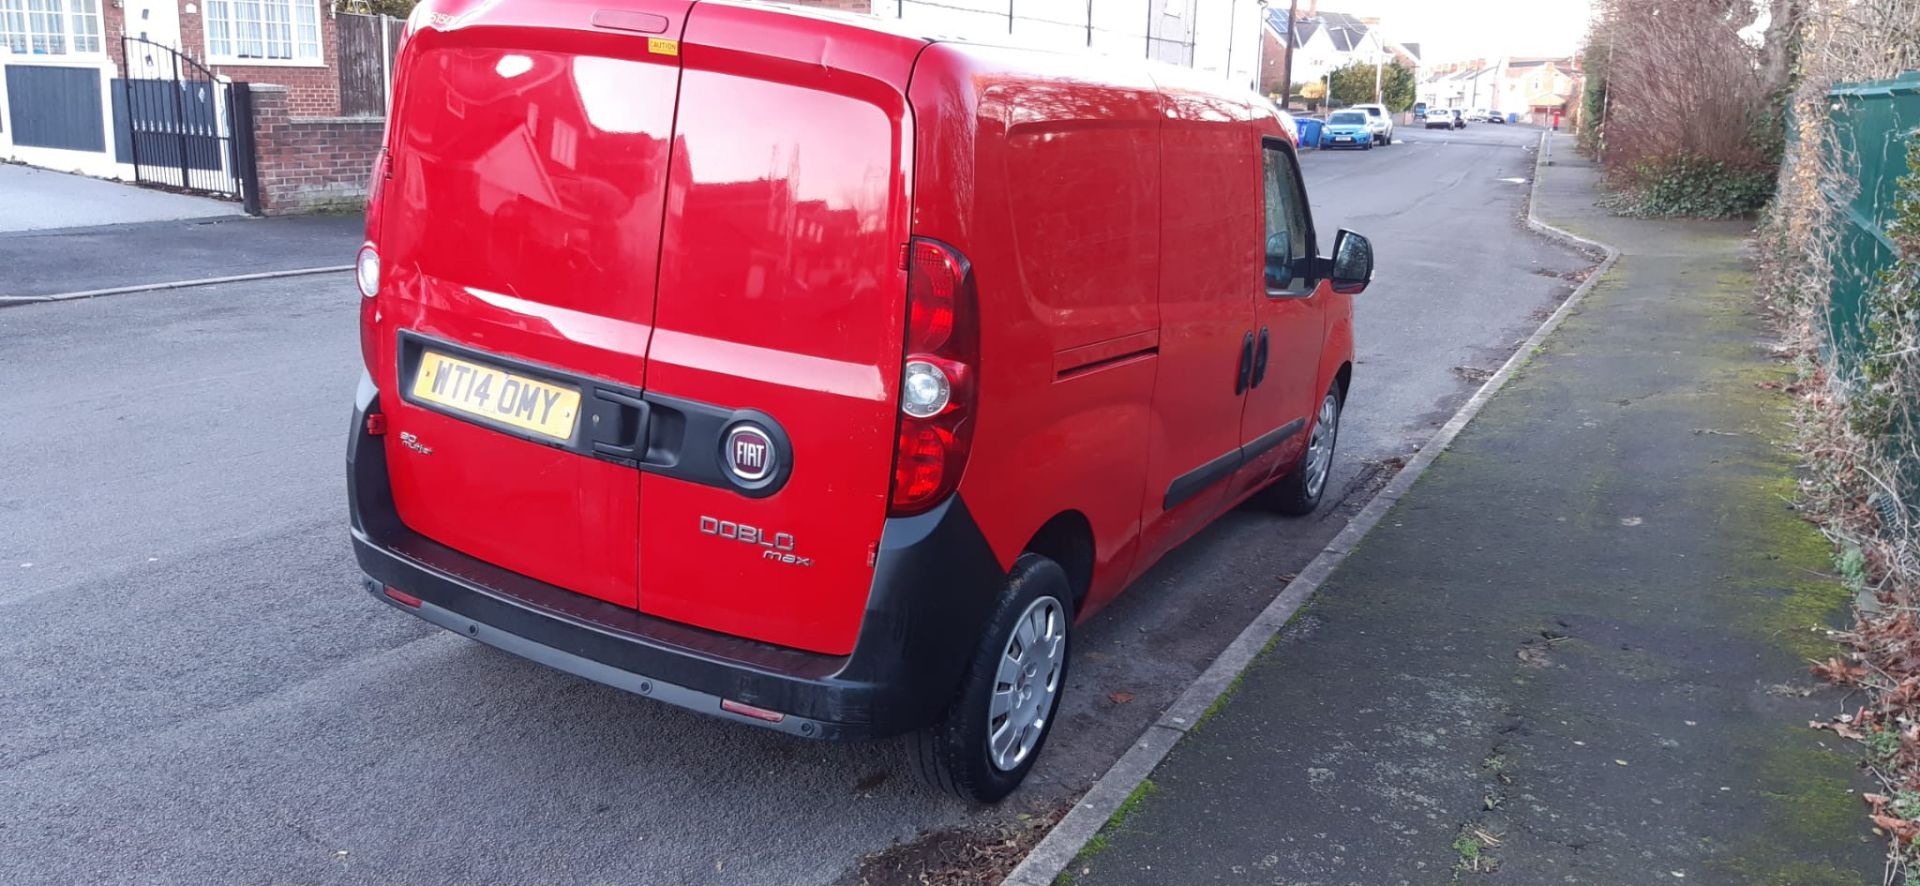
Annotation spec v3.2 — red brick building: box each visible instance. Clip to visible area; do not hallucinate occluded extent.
[118,0,348,115]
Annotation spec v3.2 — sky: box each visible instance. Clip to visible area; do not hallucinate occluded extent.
[1343,0,1595,63]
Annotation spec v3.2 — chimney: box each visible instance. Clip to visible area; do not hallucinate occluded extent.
[1307,0,1318,18]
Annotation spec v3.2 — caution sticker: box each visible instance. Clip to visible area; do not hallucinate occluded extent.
[648,38,679,57]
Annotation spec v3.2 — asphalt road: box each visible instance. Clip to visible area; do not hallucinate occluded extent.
[0,123,1586,885]
[0,214,365,299]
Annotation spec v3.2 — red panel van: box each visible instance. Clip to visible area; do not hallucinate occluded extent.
[348,0,1373,803]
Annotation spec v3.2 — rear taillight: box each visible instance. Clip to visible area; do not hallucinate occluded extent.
[364,148,389,242]
[358,146,391,380]
[889,239,977,517]
[355,245,380,298]
[357,243,381,377]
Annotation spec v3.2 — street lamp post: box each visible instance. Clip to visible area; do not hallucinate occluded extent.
[1372,26,1384,103]
[1278,0,1297,107]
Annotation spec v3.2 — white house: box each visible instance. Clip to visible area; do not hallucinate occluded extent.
[1260,4,1420,103]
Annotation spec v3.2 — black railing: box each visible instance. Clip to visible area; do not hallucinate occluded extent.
[118,35,259,211]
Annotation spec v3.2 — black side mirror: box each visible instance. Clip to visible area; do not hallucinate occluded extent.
[1329,229,1373,295]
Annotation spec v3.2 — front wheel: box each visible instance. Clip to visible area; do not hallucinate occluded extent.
[912,554,1073,804]
[1257,383,1342,516]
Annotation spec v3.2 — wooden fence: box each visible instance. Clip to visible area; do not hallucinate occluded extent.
[337,12,403,118]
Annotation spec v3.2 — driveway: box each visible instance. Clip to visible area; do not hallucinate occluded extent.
[0,163,244,233]
[0,124,1587,885]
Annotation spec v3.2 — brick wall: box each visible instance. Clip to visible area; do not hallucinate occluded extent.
[1261,26,1289,99]
[247,84,381,214]
[106,0,342,117]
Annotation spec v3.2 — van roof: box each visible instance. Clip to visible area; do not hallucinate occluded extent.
[736,1,1241,74]
[705,1,1278,119]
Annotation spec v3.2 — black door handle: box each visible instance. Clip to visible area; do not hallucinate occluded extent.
[586,387,650,465]
[1236,331,1255,394]
[1252,327,1270,388]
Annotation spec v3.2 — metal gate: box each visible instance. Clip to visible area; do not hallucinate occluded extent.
[118,36,260,212]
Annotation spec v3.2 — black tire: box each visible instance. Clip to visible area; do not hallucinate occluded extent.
[911,553,1073,804]
[1363,141,1374,151]
[1257,382,1343,516]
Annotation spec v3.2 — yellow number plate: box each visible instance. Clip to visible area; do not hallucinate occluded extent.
[411,351,581,441]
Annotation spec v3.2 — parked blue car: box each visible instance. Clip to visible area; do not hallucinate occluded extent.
[1319,110,1375,150]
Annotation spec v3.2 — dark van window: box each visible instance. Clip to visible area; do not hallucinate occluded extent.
[1262,143,1311,293]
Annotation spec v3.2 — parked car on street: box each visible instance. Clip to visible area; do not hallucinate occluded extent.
[1466,108,1490,123]
[1349,102,1394,146]
[1320,110,1376,149]
[1487,111,1507,124]
[1425,108,1463,130]
[351,0,1373,806]
[1411,101,1428,121]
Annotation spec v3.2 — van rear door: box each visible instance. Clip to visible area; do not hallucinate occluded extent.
[374,0,692,608]
[634,4,920,656]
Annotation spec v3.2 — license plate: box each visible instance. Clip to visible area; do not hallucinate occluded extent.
[411,351,582,441]
[1335,136,1352,142]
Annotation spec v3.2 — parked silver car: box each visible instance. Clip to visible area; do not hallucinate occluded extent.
[1349,102,1395,146]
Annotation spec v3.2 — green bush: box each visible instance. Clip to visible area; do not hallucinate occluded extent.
[1605,154,1776,218]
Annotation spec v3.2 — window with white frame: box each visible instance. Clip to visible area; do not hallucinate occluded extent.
[204,0,322,64]
[0,0,103,55]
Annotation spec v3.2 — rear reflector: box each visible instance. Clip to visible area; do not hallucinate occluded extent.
[366,412,388,436]
[720,699,786,723]
[383,587,424,608]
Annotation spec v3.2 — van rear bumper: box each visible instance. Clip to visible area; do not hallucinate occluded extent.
[348,374,1007,741]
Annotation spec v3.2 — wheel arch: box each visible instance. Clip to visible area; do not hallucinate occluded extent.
[1021,510,1095,613]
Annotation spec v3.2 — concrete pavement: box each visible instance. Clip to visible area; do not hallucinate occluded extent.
[0,126,1586,885]
[1064,135,1877,885]
[0,163,244,232]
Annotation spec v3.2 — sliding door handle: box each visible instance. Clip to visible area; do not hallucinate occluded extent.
[1236,331,1255,394]
[1252,327,1270,388]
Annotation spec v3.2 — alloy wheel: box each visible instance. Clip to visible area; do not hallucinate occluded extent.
[1304,392,1339,500]
[987,595,1067,772]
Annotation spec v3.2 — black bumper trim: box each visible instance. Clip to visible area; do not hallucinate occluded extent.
[363,576,828,737]
[349,372,1006,740]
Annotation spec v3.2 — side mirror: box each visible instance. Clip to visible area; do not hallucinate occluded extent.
[1329,229,1373,295]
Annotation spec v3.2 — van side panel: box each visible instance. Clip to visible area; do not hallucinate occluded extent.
[910,44,1162,616]
[635,4,920,656]
[1131,82,1259,585]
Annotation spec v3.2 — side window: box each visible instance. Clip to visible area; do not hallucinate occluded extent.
[1262,142,1312,293]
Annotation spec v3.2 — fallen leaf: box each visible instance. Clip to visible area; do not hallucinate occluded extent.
[1109,692,1135,705]
[1811,656,1867,686]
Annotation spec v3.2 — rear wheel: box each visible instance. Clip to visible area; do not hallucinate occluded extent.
[1257,383,1342,516]
[912,554,1072,804]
